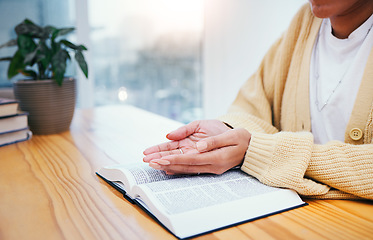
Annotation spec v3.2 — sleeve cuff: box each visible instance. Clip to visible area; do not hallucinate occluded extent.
[241,132,276,181]
[240,131,331,196]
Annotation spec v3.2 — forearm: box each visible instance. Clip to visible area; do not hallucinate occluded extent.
[307,142,373,199]
[241,131,373,200]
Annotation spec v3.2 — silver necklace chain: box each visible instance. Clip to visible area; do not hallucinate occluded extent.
[314,34,345,112]
[314,22,373,112]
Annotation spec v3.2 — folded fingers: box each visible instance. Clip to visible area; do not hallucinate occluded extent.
[143,141,180,155]
[149,149,228,175]
[143,148,185,162]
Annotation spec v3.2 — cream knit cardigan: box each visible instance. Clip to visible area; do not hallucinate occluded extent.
[219,4,373,200]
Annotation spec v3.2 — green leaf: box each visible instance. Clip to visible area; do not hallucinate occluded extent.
[61,40,87,51]
[23,19,35,25]
[7,50,25,79]
[20,69,37,79]
[35,41,51,70]
[17,34,36,57]
[23,49,38,65]
[75,51,88,78]
[57,27,75,36]
[51,36,60,53]
[23,40,49,66]
[51,49,69,85]
[8,19,89,83]
[43,26,56,36]
[51,29,58,43]
[77,45,87,51]
[60,39,78,49]
[15,19,45,38]
[52,28,75,42]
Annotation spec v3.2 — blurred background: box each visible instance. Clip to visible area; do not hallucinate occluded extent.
[0,0,306,123]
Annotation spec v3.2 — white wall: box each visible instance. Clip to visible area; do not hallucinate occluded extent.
[203,0,307,118]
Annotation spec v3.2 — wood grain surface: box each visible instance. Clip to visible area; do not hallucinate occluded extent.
[0,105,372,240]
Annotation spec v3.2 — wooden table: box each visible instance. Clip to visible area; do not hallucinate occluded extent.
[1,105,372,240]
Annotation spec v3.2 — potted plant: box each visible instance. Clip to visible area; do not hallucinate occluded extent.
[0,18,88,134]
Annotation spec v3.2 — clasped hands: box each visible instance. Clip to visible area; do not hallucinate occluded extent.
[143,120,251,175]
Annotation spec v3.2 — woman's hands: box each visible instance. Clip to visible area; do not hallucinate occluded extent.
[143,120,251,175]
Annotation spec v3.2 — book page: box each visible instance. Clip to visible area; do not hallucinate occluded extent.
[126,163,183,185]
[98,163,183,197]
[101,165,305,239]
[137,169,279,215]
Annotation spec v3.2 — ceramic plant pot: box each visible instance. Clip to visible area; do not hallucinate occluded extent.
[13,78,76,135]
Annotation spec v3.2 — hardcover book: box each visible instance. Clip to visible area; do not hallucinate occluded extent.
[0,112,28,134]
[97,163,306,239]
[0,128,32,147]
[0,98,19,118]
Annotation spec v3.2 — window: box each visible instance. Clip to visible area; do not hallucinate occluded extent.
[1,1,304,121]
[88,0,204,122]
[0,0,204,123]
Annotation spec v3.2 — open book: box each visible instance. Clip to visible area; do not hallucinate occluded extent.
[97,163,306,239]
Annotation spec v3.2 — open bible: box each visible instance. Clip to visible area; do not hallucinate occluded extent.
[97,163,306,239]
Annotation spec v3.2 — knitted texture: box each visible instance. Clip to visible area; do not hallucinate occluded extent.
[219,4,373,200]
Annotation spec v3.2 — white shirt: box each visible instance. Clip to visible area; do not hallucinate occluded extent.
[309,14,373,144]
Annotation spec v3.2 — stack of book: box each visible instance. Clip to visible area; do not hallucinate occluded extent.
[0,97,32,147]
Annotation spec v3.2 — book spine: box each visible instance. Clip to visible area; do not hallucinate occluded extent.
[0,130,32,147]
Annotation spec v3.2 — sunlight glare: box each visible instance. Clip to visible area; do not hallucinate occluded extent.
[144,0,204,32]
[90,0,204,38]
[118,87,128,102]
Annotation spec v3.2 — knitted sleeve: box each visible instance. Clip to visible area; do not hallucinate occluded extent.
[242,132,373,200]
[218,4,373,200]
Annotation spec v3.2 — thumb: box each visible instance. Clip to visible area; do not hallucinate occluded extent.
[196,129,251,153]
[196,140,209,152]
[166,121,200,140]
[196,131,231,153]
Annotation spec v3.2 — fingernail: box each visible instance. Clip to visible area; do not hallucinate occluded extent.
[157,159,171,165]
[196,141,207,152]
[166,130,175,137]
[149,162,163,170]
